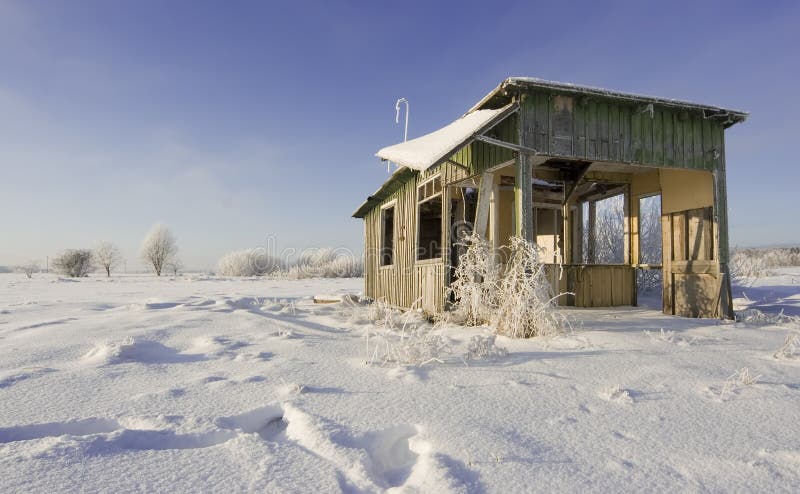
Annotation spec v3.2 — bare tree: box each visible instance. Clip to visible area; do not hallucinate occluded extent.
[140,224,178,276]
[52,250,95,277]
[95,242,122,277]
[16,261,40,278]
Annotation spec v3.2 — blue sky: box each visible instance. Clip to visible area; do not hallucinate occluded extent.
[1,0,798,269]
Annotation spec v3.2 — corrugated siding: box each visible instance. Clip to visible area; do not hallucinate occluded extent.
[521,90,725,170]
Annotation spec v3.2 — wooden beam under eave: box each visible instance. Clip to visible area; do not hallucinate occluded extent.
[474,134,540,156]
[563,162,593,205]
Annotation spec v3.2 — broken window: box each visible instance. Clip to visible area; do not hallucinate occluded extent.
[380,204,395,266]
[417,176,443,260]
[639,195,662,265]
[580,190,625,264]
[637,194,663,302]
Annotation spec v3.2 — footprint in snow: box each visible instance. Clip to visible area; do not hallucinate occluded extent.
[0,367,57,388]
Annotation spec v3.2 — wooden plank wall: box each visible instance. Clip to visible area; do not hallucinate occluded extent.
[520,91,725,171]
[364,115,520,313]
[364,162,470,312]
[552,264,635,307]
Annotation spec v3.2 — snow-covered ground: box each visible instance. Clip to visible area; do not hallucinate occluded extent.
[1,271,799,493]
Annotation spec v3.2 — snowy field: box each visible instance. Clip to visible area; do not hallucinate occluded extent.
[1,271,799,493]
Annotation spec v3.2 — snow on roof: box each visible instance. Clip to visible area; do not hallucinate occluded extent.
[375,105,515,171]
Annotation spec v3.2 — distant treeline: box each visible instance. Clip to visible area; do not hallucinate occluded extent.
[733,247,800,267]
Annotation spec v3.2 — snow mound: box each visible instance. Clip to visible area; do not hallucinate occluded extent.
[82,337,203,365]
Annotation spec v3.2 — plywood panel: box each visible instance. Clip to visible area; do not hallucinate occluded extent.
[630,170,661,197]
[660,168,714,214]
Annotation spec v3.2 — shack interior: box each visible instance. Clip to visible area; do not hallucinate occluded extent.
[457,158,721,318]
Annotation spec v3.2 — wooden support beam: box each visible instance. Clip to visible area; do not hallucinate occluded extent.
[474,134,540,156]
[563,162,593,204]
[445,159,471,172]
[671,260,720,275]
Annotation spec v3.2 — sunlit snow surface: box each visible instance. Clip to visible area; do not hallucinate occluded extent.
[0,271,798,493]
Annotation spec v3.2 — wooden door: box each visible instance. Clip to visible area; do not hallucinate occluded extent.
[662,207,720,317]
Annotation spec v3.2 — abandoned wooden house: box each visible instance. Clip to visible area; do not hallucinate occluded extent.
[353,78,747,318]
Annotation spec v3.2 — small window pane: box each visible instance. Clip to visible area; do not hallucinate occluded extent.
[381,206,395,266]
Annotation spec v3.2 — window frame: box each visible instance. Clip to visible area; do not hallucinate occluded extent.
[415,174,444,263]
[379,200,397,268]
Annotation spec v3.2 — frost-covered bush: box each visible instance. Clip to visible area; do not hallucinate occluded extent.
[493,237,569,338]
[637,270,661,293]
[360,299,452,366]
[464,334,508,361]
[735,308,799,326]
[730,249,769,285]
[448,232,499,326]
[773,332,799,360]
[52,249,95,277]
[449,233,569,338]
[288,248,363,278]
[719,367,761,400]
[217,249,280,277]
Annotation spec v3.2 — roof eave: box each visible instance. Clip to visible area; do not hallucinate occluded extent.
[352,167,417,219]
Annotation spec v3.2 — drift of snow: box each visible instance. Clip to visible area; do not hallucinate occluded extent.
[0,269,799,492]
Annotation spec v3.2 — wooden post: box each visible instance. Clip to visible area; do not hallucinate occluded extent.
[713,146,734,319]
[587,201,597,263]
[475,172,494,238]
[516,153,533,241]
[623,185,631,265]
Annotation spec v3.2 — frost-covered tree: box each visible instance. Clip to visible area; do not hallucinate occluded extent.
[165,258,184,277]
[52,249,95,277]
[593,194,625,264]
[95,242,122,277]
[139,224,178,276]
[16,261,40,278]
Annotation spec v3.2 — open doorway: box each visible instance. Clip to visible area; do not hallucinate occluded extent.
[637,194,663,309]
